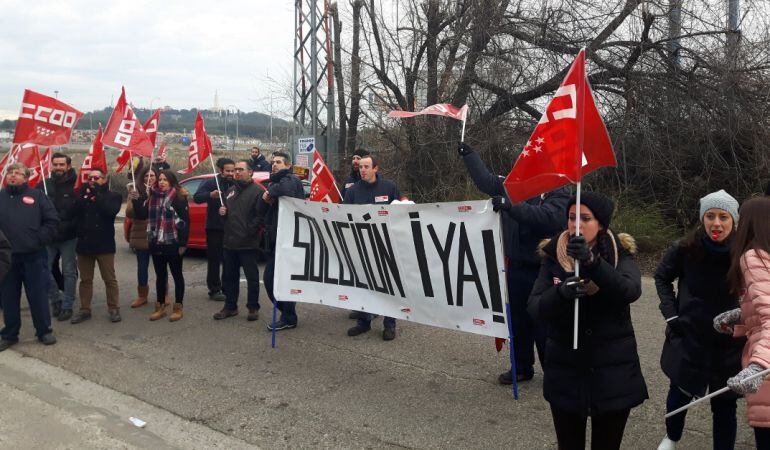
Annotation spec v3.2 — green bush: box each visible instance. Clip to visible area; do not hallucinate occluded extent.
[612,196,681,254]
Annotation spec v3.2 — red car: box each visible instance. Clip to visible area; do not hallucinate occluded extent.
[123,172,270,250]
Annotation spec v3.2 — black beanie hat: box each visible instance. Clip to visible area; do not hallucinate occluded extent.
[353,148,370,158]
[567,191,615,229]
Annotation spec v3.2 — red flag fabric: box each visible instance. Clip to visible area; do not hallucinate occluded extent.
[40,147,52,179]
[101,87,154,157]
[309,149,342,203]
[76,125,108,189]
[1,144,38,188]
[388,103,468,121]
[13,89,83,146]
[115,109,161,173]
[495,337,506,353]
[503,50,616,204]
[178,112,212,174]
[157,142,167,159]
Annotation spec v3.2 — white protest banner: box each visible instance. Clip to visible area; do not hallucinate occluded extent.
[275,197,509,338]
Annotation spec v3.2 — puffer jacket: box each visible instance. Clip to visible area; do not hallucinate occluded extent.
[733,249,770,427]
[527,230,648,417]
[125,193,149,251]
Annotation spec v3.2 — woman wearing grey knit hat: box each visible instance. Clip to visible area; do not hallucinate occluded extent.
[655,189,743,450]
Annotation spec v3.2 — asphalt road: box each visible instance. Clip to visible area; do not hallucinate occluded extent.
[0,225,757,449]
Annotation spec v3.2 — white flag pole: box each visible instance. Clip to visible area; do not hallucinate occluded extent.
[38,157,48,195]
[665,368,770,418]
[209,154,224,207]
[460,117,467,142]
[573,181,582,350]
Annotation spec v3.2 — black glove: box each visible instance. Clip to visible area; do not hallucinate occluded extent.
[492,196,511,212]
[558,276,587,299]
[458,142,474,156]
[566,235,596,266]
[667,317,684,335]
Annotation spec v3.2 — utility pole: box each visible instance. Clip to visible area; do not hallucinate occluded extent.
[668,0,682,68]
[726,0,740,66]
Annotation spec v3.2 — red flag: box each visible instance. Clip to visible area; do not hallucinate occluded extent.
[157,142,167,159]
[178,112,212,174]
[309,149,342,203]
[115,109,161,173]
[0,144,24,177]
[503,50,616,203]
[101,87,154,157]
[388,103,467,121]
[17,146,43,188]
[40,147,52,179]
[13,89,83,146]
[76,125,108,189]
[495,337,506,353]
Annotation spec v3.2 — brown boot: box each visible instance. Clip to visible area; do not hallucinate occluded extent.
[169,303,183,322]
[149,302,167,321]
[130,285,149,308]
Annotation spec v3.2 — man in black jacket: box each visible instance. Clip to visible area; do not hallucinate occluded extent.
[38,153,79,321]
[458,142,569,384]
[263,151,305,331]
[213,160,268,321]
[69,169,123,324]
[0,163,59,351]
[340,148,369,198]
[193,157,235,301]
[248,146,272,172]
[343,155,401,341]
[151,154,171,172]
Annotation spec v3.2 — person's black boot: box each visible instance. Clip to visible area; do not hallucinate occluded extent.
[347,324,371,337]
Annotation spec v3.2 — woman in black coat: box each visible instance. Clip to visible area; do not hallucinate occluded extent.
[655,190,743,450]
[527,192,647,450]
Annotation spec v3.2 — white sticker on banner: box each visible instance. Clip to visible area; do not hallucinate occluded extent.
[274,198,509,338]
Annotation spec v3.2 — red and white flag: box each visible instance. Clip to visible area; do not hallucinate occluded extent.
[76,124,108,189]
[40,147,52,179]
[0,144,24,176]
[115,109,161,173]
[17,146,44,188]
[157,141,167,160]
[178,112,212,174]
[102,87,154,158]
[13,89,83,146]
[388,103,468,121]
[503,49,616,203]
[310,149,342,203]
[1,144,38,187]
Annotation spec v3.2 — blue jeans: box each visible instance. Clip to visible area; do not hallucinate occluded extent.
[665,383,736,449]
[509,266,544,377]
[223,249,260,311]
[136,250,150,286]
[1,250,52,340]
[263,252,297,325]
[47,238,78,310]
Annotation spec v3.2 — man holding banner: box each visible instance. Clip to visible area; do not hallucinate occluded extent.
[343,155,402,341]
[263,152,305,331]
[458,142,569,384]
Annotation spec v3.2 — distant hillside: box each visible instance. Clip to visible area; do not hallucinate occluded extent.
[0,107,291,139]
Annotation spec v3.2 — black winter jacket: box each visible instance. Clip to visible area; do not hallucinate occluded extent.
[528,231,648,416]
[249,154,272,172]
[342,174,400,206]
[0,229,10,283]
[655,237,743,396]
[264,169,305,251]
[340,169,361,198]
[0,184,59,254]
[462,152,569,268]
[37,168,78,241]
[222,180,268,250]
[193,175,234,231]
[71,184,122,255]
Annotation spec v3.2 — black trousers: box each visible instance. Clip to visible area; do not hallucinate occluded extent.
[152,253,184,304]
[550,407,630,450]
[222,248,260,311]
[206,229,224,295]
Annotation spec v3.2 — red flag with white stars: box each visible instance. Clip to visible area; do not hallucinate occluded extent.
[503,50,616,204]
[178,112,212,174]
[310,149,341,203]
[76,124,108,189]
[12,90,83,146]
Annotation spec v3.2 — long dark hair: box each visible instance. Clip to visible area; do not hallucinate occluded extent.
[728,197,770,294]
[135,166,157,193]
[155,170,179,189]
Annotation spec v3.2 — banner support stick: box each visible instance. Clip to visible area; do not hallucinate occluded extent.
[271,300,277,348]
[573,181,582,350]
[506,302,519,400]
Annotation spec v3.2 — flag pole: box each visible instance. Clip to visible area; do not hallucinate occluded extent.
[460,117,467,142]
[573,182,581,350]
[208,155,224,207]
[665,368,770,418]
[38,158,48,195]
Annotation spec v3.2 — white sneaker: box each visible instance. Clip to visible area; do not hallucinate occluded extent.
[657,436,676,450]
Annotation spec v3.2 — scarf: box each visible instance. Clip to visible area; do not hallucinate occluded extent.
[555,229,619,296]
[147,187,178,245]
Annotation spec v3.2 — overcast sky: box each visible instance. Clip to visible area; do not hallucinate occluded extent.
[0,0,295,120]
